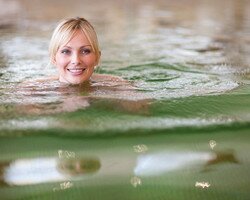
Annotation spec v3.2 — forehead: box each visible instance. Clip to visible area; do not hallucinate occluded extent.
[61,30,91,47]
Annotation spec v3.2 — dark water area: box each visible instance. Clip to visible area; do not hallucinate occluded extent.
[0,0,250,199]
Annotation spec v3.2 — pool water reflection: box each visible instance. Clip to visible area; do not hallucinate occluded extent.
[0,133,248,200]
[2,156,101,185]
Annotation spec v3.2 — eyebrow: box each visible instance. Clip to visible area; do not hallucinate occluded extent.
[62,45,91,49]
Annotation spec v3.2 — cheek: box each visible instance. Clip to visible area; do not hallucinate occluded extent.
[87,55,99,66]
[55,54,68,67]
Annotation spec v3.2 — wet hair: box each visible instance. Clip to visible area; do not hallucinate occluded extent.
[49,17,100,64]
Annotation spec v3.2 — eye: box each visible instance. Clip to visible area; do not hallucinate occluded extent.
[81,48,91,55]
[61,49,71,55]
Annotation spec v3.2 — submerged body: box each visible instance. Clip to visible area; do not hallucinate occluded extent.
[19,73,148,115]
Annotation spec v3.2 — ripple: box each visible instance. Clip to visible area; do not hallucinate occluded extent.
[0,118,56,132]
[107,62,239,99]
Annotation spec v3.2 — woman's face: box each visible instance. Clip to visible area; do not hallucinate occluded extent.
[54,30,98,84]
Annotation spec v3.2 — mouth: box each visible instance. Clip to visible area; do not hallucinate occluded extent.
[67,68,86,76]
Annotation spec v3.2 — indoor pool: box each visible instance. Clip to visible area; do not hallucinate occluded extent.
[0,0,250,199]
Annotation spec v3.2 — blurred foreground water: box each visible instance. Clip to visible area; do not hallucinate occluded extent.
[0,0,250,199]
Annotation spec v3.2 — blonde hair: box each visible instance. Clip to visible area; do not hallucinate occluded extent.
[49,17,100,64]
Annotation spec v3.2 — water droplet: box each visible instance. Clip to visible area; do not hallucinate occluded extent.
[133,144,148,153]
[58,150,75,158]
[209,140,217,149]
[60,181,73,190]
[53,181,73,191]
[130,176,142,187]
[195,181,210,189]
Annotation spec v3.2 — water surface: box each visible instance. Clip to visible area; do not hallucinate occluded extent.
[0,0,250,199]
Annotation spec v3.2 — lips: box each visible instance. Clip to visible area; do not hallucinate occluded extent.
[67,68,86,76]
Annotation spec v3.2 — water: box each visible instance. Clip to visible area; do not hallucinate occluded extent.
[1,0,250,199]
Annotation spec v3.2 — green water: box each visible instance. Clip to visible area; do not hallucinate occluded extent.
[1,0,250,199]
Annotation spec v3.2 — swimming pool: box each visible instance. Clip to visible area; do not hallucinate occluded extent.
[1,0,250,199]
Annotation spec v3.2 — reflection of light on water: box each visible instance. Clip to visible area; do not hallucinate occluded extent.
[4,158,66,185]
[3,156,101,185]
[134,151,213,176]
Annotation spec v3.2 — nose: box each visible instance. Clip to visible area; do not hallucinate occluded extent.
[71,53,81,65]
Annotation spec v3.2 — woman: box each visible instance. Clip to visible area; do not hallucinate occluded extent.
[18,17,149,114]
[49,17,122,85]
